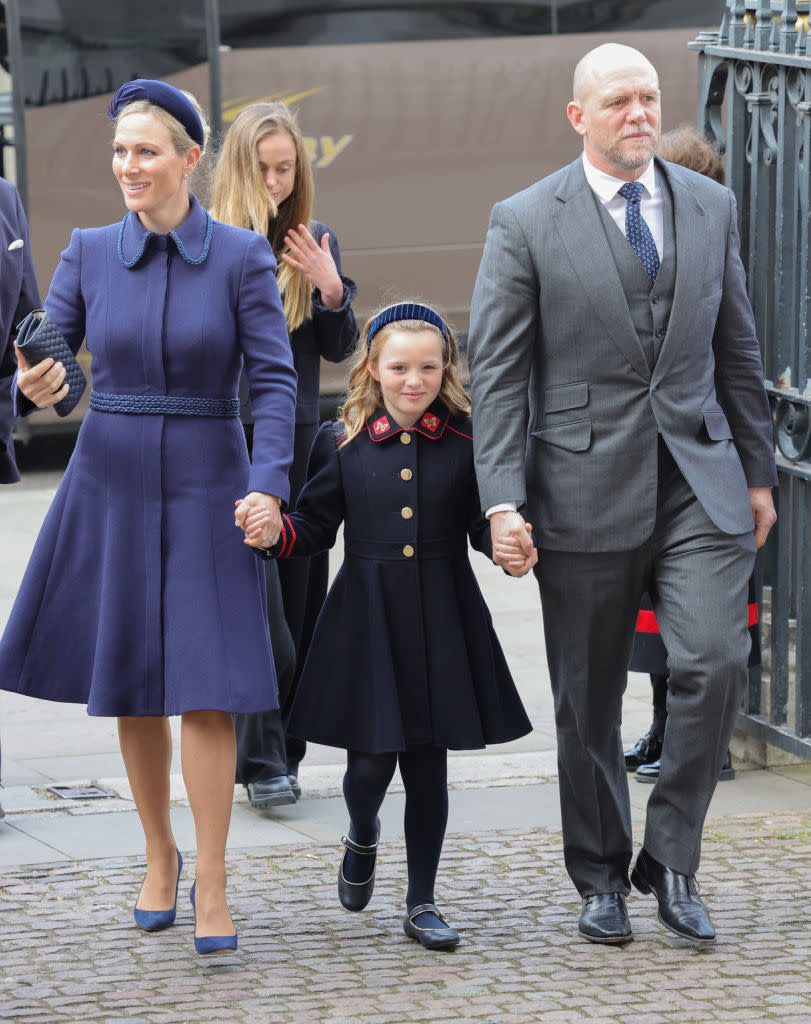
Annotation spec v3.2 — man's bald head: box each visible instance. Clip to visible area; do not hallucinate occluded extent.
[573,44,659,107]
[567,44,661,180]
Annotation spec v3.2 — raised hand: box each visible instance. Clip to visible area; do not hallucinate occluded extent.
[280,224,343,308]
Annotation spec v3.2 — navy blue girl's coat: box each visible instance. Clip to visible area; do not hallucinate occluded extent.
[0,196,297,716]
[269,404,533,753]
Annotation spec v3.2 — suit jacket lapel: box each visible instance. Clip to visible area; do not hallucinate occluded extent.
[652,159,709,383]
[552,161,651,381]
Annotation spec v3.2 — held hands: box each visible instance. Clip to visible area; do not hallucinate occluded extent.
[234,492,283,549]
[280,224,343,308]
[13,343,70,409]
[749,486,777,548]
[490,510,538,577]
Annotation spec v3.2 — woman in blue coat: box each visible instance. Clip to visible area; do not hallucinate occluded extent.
[0,81,296,954]
[211,101,358,802]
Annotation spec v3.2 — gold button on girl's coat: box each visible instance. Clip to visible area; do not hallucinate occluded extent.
[403,544,415,557]
[400,432,411,444]
[400,468,413,480]
[401,507,413,519]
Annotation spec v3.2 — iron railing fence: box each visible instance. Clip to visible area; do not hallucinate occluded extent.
[693,0,811,757]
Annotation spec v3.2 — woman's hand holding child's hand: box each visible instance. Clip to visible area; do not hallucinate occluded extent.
[235,492,283,549]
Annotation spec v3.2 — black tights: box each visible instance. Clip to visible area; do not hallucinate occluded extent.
[342,746,448,914]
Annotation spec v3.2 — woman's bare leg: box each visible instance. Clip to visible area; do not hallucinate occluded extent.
[181,709,237,937]
[118,716,178,909]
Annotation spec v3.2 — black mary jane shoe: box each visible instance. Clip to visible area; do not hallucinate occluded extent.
[337,818,380,912]
[631,848,716,944]
[623,731,663,771]
[578,892,633,945]
[402,904,460,951]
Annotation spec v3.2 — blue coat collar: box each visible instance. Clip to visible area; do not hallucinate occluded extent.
[117,193,213,269]
[366,401,450,442]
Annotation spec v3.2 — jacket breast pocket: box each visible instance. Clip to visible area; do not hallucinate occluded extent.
[531,418,592,452]
[543,380,589,414]
[702,408,733,441]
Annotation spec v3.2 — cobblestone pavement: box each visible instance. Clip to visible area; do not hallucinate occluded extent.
[1,809,809,1024]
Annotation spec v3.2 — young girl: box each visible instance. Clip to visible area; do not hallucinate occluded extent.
[211,102,358,804]
[238,301,533,950]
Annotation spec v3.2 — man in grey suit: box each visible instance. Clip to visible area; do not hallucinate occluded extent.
[468,43,777,945]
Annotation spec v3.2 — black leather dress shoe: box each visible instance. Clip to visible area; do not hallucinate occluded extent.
[623,731,663,771]
[246,775,296,809]
[635,750,735,784]
[578,892,633,944]
[631,848,716,943]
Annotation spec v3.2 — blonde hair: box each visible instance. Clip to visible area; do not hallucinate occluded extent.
[114,93,210,176]
[338,302,471,448]
[210,102,315,332]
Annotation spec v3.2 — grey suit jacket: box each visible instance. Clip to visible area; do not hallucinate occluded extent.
[468,156,777,552]
[0,178,40,484]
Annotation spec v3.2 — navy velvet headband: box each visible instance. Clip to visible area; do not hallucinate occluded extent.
[107,79,204,148]
[367,303,449,348]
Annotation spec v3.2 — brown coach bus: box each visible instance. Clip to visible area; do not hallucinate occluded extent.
[8,0,726,434]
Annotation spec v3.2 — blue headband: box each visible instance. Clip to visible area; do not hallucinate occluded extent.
[367,303,449,348]
[107,79,204,148]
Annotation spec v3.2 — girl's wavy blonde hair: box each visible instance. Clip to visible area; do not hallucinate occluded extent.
[338,302,471,448]
[210,102,315,332]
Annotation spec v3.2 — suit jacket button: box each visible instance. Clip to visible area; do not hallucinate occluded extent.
[403,544,415,557]
[401,506,413,519]
[400,432,412,444]
[400,468,413,480]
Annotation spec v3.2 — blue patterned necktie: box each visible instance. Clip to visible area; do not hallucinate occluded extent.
[618,181,660,284]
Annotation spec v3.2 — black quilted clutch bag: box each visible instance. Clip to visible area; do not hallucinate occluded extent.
[15,309,86,417]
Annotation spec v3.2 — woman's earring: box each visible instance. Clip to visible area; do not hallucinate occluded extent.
[183,172,190,181]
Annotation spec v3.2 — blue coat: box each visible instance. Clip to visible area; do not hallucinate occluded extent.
[0,178,41,484]
[271,405,532,753]
[0,196,297,716]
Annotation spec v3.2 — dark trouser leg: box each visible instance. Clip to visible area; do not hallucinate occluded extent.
[644,457,755,875]
[234,560,296,785]
[650,674,668,738]
[342,751,397,882]
[535,548,647,896]
[399,746,449,922]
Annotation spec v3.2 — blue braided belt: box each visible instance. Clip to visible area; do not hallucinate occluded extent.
[89,390,240,418]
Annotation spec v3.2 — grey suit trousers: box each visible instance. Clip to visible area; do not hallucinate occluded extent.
[535,440,756,895]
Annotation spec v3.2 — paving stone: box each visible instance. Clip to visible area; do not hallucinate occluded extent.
[1,811,810,1022]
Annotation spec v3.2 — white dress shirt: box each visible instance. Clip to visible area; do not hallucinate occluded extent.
[581,153,663,261]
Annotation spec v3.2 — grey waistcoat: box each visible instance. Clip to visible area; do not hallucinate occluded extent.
[593,176,677,372]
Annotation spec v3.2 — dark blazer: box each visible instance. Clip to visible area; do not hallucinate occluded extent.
[265,404,532,753]
[468,157,777,551]
[0,178,40,483]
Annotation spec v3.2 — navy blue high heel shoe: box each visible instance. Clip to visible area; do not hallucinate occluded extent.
[134,849,183,931]
[189,882,238,955]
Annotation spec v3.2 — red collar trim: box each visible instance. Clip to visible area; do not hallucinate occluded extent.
[366,406,450,443]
